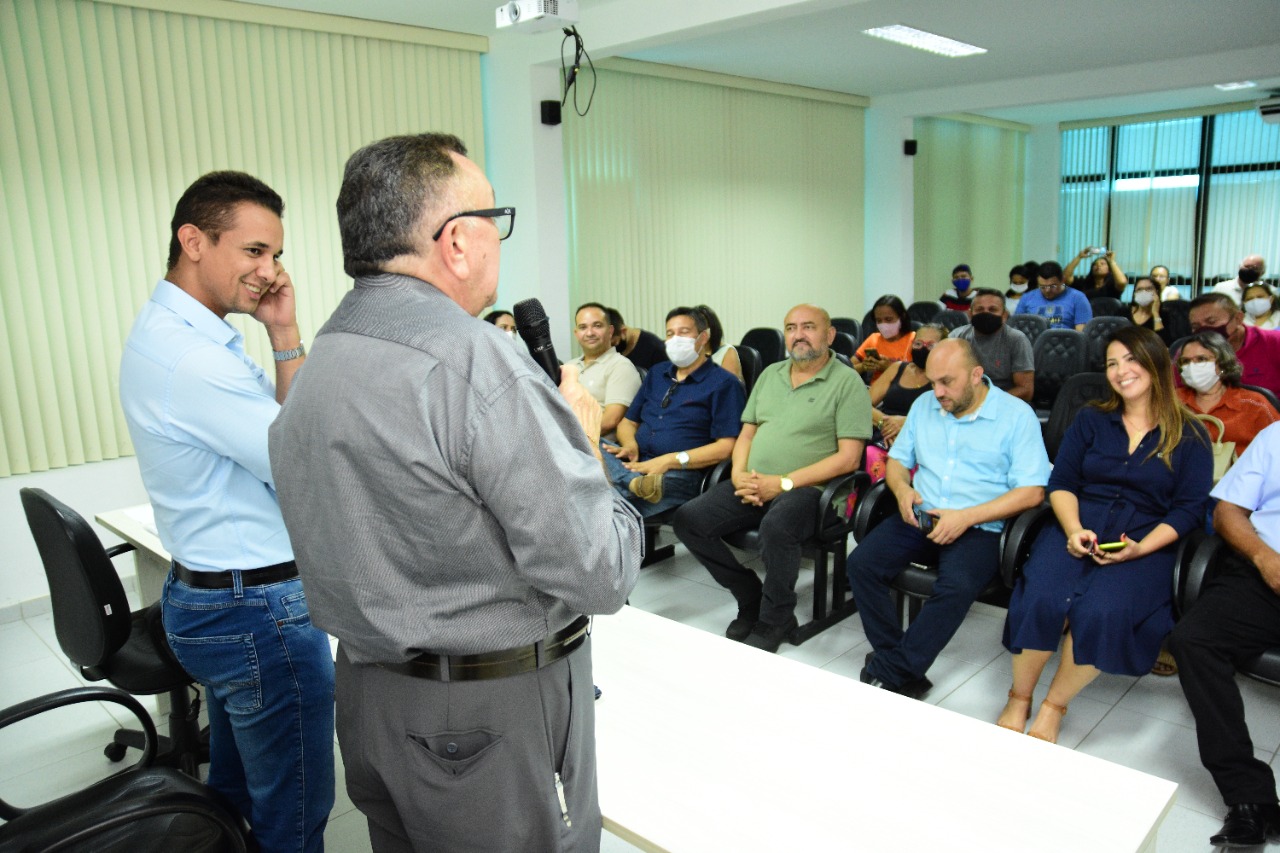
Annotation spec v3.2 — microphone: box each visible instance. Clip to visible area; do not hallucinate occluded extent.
[513,298,561,384]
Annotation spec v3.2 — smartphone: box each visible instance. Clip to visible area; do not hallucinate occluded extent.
[1096,541,1126,552]
[865,348,880,361]
[913,505,934,534]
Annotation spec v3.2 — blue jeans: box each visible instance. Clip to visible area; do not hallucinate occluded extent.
[601,443,703,518]
[846,515,1001,688]
[162,570,336,852]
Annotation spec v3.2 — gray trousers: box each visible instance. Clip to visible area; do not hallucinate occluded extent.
[335,639,601,853]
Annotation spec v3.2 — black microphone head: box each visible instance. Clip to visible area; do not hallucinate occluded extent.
[513,298,550,341]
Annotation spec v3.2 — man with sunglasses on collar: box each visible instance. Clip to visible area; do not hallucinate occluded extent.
[271,133,641,852]
[948,288,1035,402]
[604,306,745,516]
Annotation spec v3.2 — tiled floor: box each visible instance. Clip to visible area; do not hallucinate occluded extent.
[4,539,1279,851]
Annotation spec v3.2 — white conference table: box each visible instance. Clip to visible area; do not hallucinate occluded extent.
[99,504,1175,852]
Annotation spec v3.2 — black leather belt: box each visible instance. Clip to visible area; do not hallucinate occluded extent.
[379,616,590,683]
[173,561,299,589]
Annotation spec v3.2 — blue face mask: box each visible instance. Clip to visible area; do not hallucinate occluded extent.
[953,278,971,292]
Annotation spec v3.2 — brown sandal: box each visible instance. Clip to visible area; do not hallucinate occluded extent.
[1150,649,1178,677]
[1027,699,1068,743]
[996,689,1033,733]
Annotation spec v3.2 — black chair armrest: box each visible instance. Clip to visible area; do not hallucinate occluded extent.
[1175,533,1228,616]
[706,458,732,489]
[852,479,895,541]
[105,542,138,560]
[999,502,1053,589]
[0,687,157,819]
[816,471,869,534]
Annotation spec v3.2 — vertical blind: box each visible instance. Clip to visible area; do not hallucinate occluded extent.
[0,0,484,476]
[1058,108,1280,294]
[913,116,1028,302]
[562,66,865,347]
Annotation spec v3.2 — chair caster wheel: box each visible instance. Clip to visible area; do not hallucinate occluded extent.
[104,742,128,762]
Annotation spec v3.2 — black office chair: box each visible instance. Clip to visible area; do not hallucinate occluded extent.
[740,328,785,366]
[1173,534,1280,686]
[851,481,1050,627]
[1031,329,1089,421]
[1007,313,1049,348]
[19,488,206,775]
[1089,296,1128,318]
[831,317,861,339]
[858,309,878,344]
[1083,315,1133,371]
[641,466,722,568]
[0,687,250,852]
[907,301,941,326]
[737,344,762,397]
[1161,300,1192,342]
[1041,372,1110,462]
[934,310,970,332]
[831,331,857,359]
[707,462,870,645]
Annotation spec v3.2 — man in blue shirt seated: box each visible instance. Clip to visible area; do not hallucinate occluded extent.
[604,306,746,516]
[1014,260,1093,331]
[1170,422,1280,847]
[847,339,1050,698]
[118,172,334,851]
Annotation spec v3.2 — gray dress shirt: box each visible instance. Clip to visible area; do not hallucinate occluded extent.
[269,274,642,662]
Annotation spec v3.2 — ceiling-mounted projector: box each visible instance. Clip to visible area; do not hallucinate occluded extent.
[495,0,579,32]
[1259,96,1280,125]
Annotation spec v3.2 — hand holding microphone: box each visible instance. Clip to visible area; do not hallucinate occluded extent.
[514,298,603,457]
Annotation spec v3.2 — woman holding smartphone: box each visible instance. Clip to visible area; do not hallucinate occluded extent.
[995,326,1212,743]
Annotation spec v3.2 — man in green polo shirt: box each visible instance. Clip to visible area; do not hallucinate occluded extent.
[673,304,872,652]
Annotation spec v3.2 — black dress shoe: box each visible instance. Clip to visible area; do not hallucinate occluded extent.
[858,665,932,700]
[1210,802,1280,847]
[725,601,761,642]
[742,615,798,653]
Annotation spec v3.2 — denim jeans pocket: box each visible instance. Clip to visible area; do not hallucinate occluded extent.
[407,728,503,777]
[277,588,312,624]
[166,632,263,712]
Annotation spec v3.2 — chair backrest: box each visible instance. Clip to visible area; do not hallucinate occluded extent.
[1032,329,1089,410]
[740,328,785,366]
[1007,313,1050,348]
[907,301,941,325]
[1083,315,1133,370]
[1242,383,1280,415]
[830,317,860,339]
[859,309,877,344]
[934,309,970,332]
[737,344,763,398]
[1161,300,1192,341]
[831,331,857,358]
[1089,296,1127,318]
[20,488,132,669]
[1042,372,1111,462]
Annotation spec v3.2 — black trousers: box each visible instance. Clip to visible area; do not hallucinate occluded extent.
[1168,555,1280,806]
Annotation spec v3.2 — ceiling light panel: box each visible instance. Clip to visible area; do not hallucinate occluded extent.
[862,25,987,58]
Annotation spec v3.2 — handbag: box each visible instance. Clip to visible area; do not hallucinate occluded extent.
[1193,413,1235,483]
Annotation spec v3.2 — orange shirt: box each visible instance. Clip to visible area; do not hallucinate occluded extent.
[855,331,916,381]
[1178,385,1280,456]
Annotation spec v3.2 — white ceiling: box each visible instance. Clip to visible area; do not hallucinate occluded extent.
[241,0,1280,124]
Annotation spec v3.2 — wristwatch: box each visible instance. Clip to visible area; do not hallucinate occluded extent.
[273,341,306,362]
[676,451,690,469]
[780,476,795,492]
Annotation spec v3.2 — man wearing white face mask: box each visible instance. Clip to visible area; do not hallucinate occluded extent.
[603,307,746,517]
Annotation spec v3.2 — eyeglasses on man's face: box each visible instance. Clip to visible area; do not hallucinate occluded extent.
[432,207,516,242]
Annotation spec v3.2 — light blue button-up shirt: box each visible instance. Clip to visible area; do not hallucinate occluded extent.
[1213,420,1280,554]
[889,377,1050,533]
[119,280,293,572]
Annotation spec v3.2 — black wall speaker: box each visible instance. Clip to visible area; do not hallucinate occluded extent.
[904,139,918,156]
[541,100,562,126]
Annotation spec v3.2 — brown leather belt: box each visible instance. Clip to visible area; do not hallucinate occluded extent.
[173,561,299,589]
[378,616,590,683]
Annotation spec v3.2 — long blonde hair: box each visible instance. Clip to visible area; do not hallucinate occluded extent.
[1094,325,1206,468]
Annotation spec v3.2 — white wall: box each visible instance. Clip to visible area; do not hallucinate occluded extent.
[1,457,148,618]
[863,108,916,312]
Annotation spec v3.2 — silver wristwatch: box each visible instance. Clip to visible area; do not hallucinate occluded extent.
[273,341,306,362]
[676,451,691,469]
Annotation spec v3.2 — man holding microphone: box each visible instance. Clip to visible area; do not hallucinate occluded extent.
[270,133,642,852]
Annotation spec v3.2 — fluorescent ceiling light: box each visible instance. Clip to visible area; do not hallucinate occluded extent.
[862,25,986,58]
[1214,81,1257,91]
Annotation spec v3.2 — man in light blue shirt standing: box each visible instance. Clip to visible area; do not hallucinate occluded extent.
[847,339,1049,698]
[119,172,334,852]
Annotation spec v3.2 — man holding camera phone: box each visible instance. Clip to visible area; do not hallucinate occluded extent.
[847,339,1049,698]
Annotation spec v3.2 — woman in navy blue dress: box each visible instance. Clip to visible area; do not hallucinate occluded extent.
[996,326,1212,743]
